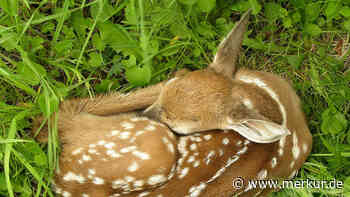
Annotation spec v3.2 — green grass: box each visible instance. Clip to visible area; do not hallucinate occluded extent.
[0,0,349,196]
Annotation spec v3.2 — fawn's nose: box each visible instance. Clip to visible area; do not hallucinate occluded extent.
[143,105,161,121]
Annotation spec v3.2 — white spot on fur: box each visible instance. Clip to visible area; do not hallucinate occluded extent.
[292,132,300,159]
[222,138,230,145]
[89,144,96,148]
[145,125,156,131]
[128,162,139,172]
[82,154,92,161]
[278,148,283,156]
[131,117,141,122]
[63,172,85,183]
[257,169,267,179]
[112,179,126,189]
[178,167,189,179]
[187,156,195,163]
[203,135,212,141]
[121,122,134,130]
[135,130,145,136]
[88,169,96,175]
[303,143,308,153]
[138,192,150,197]
[88,149,97,154]
[193,161,200,167]
[190,143,197,151]
[205,151,216,165]
[119,132,131,139]
[188,182,207,197]
[104,142,116,149]
[271,157,277,168]
[243,99,254,109]
[72,148,83,155]
[120,146,137,153]
[134,180,144,187]
[98,140,106,145]
[106,150,122,158]
[110,130,120,136]
[125,175,135,182]
[82,194,89,197]
[219,149,224,156]
[237,146,248,155]
[148,174,167,185]
[62,191,71,197]
[290,161,295,169]
[132,151,150,160]
[93,177,105,185]
[162,137,175,153]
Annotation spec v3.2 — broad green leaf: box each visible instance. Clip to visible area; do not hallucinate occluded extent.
[231,0,250,12]
[98,21,140,56]
[249,0,261,15]
[178,0,198,6]
[195,22,216,39]
[265,3,283,22]
[170,23,191,38]
[41,22,55,33]
[197,0,216,13]
[71,11,90,37]
[325,1,341,20]
[0,32,17,51]
[88,52,103,67]
[16,61,47,86]
[90,0,115,22]
[305,3,321,22]
[282,17,292,28]
[287,55,304,69]
[22,36,44,53]
[344,20,350,32]
[291,11,301,24]
[304,23,322,37]
[54,40,73,56]
[122,55,137,68]
[95,79,120,93]
[125,65,152,86]
[321,107,348,135]
[340,7,350,18]
[290,0,305,9]
[92,33,105,51]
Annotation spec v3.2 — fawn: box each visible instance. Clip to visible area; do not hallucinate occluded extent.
[33,10,312,197]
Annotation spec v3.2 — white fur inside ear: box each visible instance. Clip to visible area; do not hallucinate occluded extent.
[226,119,291,143]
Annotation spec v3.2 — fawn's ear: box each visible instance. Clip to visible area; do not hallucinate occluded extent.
[210,9,251,80]
[224,118,291,143]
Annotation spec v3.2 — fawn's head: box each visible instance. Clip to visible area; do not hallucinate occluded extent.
[144,10,290,143]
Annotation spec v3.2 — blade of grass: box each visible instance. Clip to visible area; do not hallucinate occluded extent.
[4,110,28,197]
[52,0,70,44]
